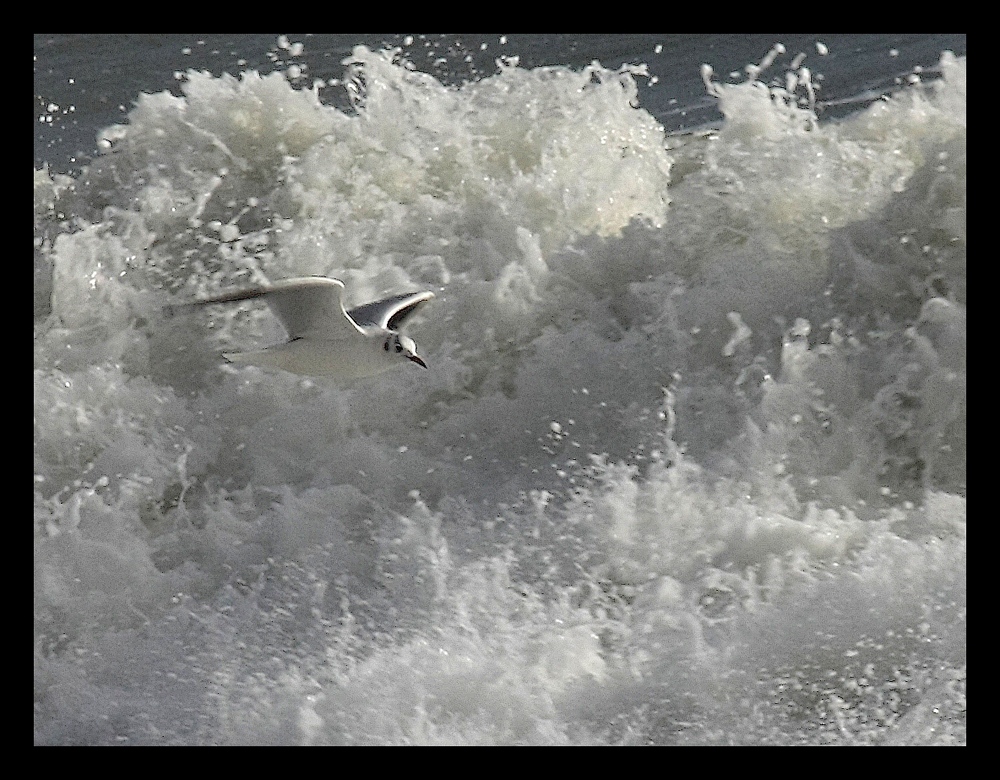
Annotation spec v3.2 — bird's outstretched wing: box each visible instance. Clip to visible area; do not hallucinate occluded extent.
[346,290,435,331]
[171,277,362,340]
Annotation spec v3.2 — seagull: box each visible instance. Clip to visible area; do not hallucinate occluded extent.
[168,276,435,379]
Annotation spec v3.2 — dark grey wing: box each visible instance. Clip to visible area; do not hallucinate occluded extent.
[169,277,360,339]
[164,284,274,318]
[346,290,435,330]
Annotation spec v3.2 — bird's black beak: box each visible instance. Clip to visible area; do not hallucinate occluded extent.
[408,355,428,369]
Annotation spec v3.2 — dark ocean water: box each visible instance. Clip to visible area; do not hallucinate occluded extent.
[35,34,966,172]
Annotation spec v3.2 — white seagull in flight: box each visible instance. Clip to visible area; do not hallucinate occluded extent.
[170,276,435,379]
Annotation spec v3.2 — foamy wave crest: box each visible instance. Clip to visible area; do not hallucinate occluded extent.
[34,43,964,744]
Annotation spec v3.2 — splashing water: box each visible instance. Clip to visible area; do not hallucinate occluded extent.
[34,40,965,745]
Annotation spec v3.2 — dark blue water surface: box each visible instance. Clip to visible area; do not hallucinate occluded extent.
[34,33,966,173]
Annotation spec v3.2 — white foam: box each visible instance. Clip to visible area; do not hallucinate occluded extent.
[34,46,966,745]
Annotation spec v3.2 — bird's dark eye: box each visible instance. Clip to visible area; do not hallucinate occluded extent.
[395,341,403,353]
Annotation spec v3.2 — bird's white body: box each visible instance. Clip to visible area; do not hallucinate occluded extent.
[170,277,434,379]
[223,327,411,378]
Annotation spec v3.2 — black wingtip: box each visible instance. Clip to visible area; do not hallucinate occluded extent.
[386,292,435,332]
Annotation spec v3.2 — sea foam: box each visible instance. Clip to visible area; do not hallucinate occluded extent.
[34,44,965,745]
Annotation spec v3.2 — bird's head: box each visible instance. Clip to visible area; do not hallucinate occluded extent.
[384,333,427,368]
